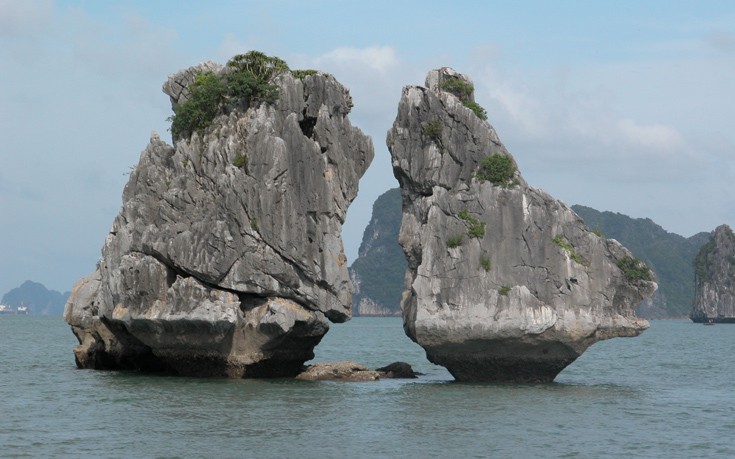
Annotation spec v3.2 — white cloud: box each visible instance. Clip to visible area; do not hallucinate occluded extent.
[616,119,683,153]
[315,45,399,74]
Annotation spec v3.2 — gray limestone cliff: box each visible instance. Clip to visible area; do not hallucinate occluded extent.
[387,67,656,382]
[64,57,373,377]
[691,224,735,323]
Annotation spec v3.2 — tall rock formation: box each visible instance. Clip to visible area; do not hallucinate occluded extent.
[349,188,405,316]
[64,53,373,377]
[691,224,735,323]
[388,67,656,382]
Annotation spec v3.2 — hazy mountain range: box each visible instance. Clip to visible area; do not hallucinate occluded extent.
[1,280,70,315]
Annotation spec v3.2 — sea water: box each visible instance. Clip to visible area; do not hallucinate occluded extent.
[1,316,733,458]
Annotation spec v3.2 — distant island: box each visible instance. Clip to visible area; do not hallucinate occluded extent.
[349,190,709,319]
[691,224,735,323]
[1,280,70,315]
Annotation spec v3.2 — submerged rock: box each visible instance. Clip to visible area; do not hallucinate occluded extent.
[296,361,420,381]
[65,55,373,377]
[296,361,381,381]
[691,224,735,323]
[375,361,420,378]
[387,67,656,382]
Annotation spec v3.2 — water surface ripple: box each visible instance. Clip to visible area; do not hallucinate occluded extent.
[1,317,733,458]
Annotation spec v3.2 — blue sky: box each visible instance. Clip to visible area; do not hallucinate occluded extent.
[1,0,734,295]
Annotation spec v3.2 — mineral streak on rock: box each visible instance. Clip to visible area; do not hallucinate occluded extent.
[64,56,373,377]
[387,67,656,382]
[691,224,735,323]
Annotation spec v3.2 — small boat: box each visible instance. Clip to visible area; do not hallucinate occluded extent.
[704,318,715,326]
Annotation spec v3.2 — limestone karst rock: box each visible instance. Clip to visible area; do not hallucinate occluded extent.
[387,67,656,382]
[349,188,405,316]
[64,54,373,377]
[691,224,735,323]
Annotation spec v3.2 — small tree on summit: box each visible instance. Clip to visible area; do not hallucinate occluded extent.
[168,51,290,139]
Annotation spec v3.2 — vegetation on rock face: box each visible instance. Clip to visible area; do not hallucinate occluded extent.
[617,256,653,282]
[694,239,715,282]
[169,71,226,138]
[292,69,332,79]
[553,235,586,266]
[447,234,464,248]
[169,51,290,138]
[233,153,248,170]
[476,154,517,186]
[572,204,709,317]
[439,77,488,120]
[458,209,486,238]
[422,121,443,143]
[480,254,492,272]
[292,69,318,79]
[498,285,511,296]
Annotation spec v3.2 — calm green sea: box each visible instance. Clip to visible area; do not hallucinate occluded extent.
[1,316,733,458]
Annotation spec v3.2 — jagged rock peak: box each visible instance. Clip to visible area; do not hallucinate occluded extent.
[64,52,374,378]
[425,67,475,101]
[388,67,656,382]
[691,224,735,323]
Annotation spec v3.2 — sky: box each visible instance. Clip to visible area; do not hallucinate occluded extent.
[1,0,734,296]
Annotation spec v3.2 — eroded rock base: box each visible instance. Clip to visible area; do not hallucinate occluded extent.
[426,341,581,383]
[71,323,325,378]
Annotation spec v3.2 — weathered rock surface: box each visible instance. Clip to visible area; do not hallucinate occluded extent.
[375,361,420,378]
[64,60,373,377]
[296,361,381,381]
[387,67,656,382]
[691,224,735,323]
[296,360,420,381]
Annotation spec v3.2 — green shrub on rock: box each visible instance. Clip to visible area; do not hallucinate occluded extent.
[447,234,464,248]
[233,153,248,170]
[169,51,290,139]
[169,71,225,138]
[476,154,517,186]
[480,255,492,272]
[458,209,486,239]
[422,121,443,143]
[439,77,488,120]
[617,256,653,282]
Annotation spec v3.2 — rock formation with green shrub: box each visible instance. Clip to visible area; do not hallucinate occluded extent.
[64,52,374,377]
[691,224,735,323]
[387,67,656,382]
